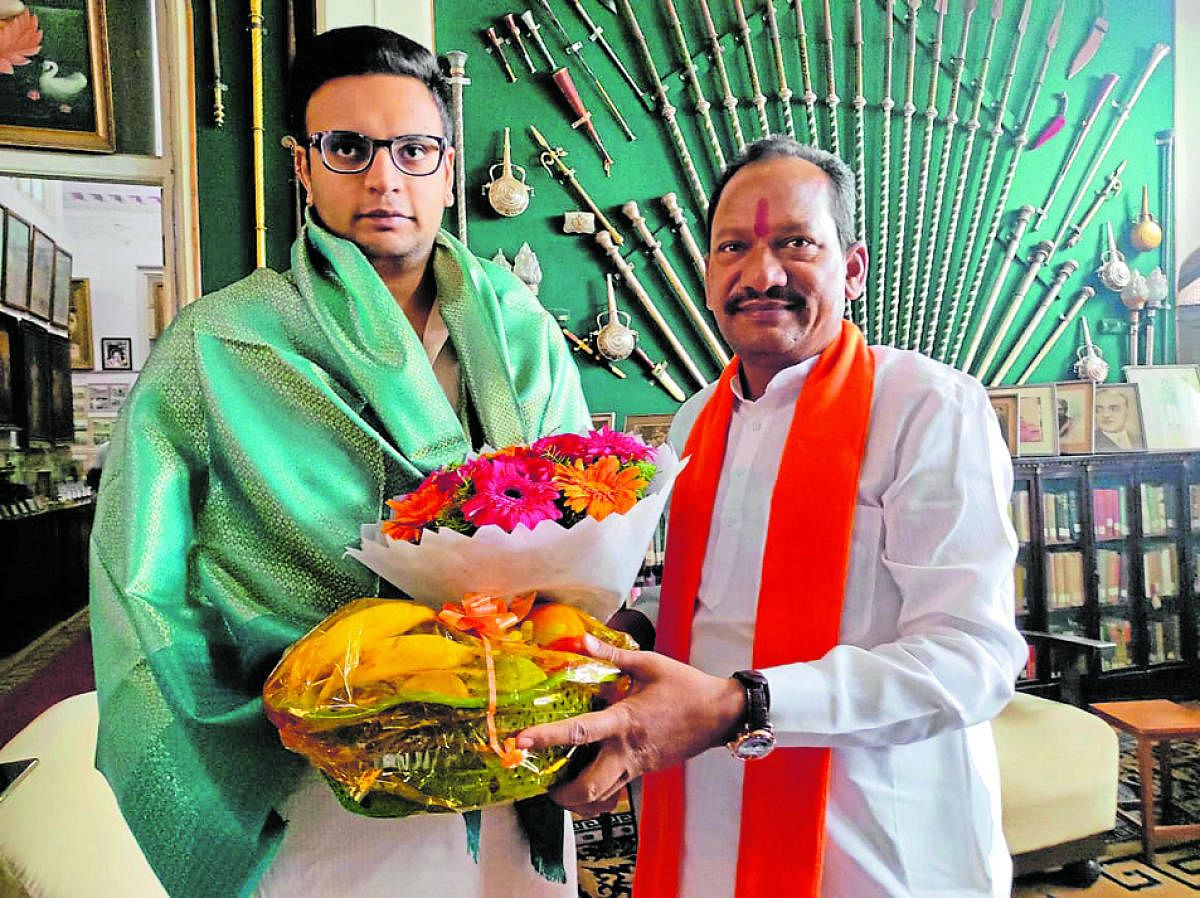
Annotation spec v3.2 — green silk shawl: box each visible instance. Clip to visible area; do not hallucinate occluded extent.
[89,219,590,897]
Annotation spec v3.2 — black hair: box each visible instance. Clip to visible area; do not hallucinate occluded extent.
[286,26,452,141]
[706,137,857,251]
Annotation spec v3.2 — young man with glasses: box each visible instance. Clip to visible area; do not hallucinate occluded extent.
[89,26,589,898]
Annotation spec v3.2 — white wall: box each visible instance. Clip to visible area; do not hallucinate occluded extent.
[1176,0,1198,295]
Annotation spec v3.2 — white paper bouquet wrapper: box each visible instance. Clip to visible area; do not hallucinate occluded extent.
[346,443,684,621]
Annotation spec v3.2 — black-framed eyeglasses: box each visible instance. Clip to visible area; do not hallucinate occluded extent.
[305,131,448,176]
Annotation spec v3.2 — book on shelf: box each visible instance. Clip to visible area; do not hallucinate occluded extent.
[1140,484,1177,535]
[1101,616,1133,669]
[1147,618,1179,664]
[1047,550,1085,607]
[1008,491,1031,543]
[1097,548,1125,603]
[1093,487,1128,539]
[1191,484,1199,532]
[1142,543,1180,601]
[1014,564,1027,613]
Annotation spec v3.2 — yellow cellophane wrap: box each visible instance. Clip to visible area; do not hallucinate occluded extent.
[262,597,635,817]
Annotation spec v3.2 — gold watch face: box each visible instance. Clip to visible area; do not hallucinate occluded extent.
[730,728,776,760]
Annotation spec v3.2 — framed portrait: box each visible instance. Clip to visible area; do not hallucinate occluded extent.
[51,246,72,327]
[100,336,131,371]
[1015,385,1058,457]
[68,276,93,368]
[1054,381,1095,455]
[16,320,50,445]
[0,0,115,153]
[27,228,54,321]
[48,334,72,442]
[2,212,31,312]
[986,390,1018,456]
[0,312,16,428]
[624,413,675,448]
[1122,365,1200,451]
[589,411,616,432]
[1093,383,1146,454]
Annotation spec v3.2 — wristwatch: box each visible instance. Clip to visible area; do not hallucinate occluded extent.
[727,670,776,760]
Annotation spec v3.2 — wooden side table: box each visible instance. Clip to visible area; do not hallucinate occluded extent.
[1090,700,1200,862]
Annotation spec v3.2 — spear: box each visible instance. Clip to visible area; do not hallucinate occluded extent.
[959,0,1065,367]
[700,0,746,153]
[873,0,894,343]
[662,191,708,284]
[901,0,948,351]
[1062,160,1125,249]
[973,239,1053,381]
[945,0,1032,368]
[764,0,796,139]
[988,258,1079,385]
[664,0,725,171]
[819,0,841,156]
[209,0,227,126]
[733,0,771,138]
[958,204,1034,374]
[1014,286,1096,385]
[565,0,653,111]
[620,0,709,214]
[849,0,868,336]
[932,0,1002,362]
[887,0,921,347]
[918,0,976,355]
[792,0,821,147]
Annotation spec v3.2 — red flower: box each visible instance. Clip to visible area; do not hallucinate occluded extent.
[382,479,455,542]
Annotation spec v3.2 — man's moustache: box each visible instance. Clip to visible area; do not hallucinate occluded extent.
[723,288,808,314]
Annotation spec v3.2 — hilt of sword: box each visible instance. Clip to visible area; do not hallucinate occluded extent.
[483,27,517,82]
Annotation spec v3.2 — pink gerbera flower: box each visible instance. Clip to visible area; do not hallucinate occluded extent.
[461,457,562,532]
[580,426,655,463]
[531,432,589,462]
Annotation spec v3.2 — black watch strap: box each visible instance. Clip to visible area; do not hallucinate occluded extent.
[731,669,771,732]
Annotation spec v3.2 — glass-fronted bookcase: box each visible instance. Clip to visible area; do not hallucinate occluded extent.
[1011,451,1199,700]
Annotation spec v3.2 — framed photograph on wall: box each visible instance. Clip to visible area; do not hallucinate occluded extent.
[88,382,111,412]
[0,0,116,153]
[48,335,72,442]
[624,413,674,448]
[590,411,616,431]
[68,277,94,369]
[27,228,54,320]
[100,336,131,371]
[1123,365,1200,450]
[1093,383,1146,453]
[985,390,1018,456]
[1054,381,1095,455]
[1015,385,1057,457]
[0,312,16,429]
[51,247,72,327]
[16,320,50,445]
[2,212,31,312]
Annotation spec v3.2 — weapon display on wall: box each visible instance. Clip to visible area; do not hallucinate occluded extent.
[209,0,227,126]
[1129,184,1162,251]
[988,258,1079,385]
[503,13,537,73]
[560,323,628,378]
[1096,220,1132,292]
[973,238,1054,380]
[596,229,708,389]
[1063,160,1126,249]
[619,0,708,214]
[887,0,922,346]
[931,0,1002,362]
[447,50,470,245]
[250,0,267,267]
[1143,266,1168,364]
[1068,10,1109,79]
[663,0,725,171]
[917,0,976,355]
[946,0,1033,368]
[662,192,707,284]
[530,124,623,243]
[732,0,771,139]
[700,0,746,153]
[1015,286,1096,385]
[593,274,638,361]
[1030,93,1067,150]
[483,26,518,82]
[623,200,730,367]
[872,0,895,342]
[764,0,796,140]
[484,128,533,217]
[1121,269,1149,366]
[793,0,822,148]
[566,0,653,111]
[850,0,866,241]
[1156,127,1175,301]
[957,205,1035,373]
[630,345,687,402]
[1031,73,1120,232]
[820,0,843,155]
[901,0,948,351]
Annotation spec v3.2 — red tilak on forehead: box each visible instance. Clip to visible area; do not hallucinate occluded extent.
[753,197,769,237]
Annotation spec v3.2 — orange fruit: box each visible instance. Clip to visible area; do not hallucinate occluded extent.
[527,603,585,648]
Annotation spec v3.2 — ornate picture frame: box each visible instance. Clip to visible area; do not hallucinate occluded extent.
[27,228,54,321]
[0,0,116,153]
[51,246,72,327]
[2,211,31,312]
[68,277,93,369]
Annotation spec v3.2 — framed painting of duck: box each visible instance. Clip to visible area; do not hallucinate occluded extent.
[0,0,114,152]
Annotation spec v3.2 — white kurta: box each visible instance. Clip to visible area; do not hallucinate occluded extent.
[254,301,577,898]
[637,346,1028,898]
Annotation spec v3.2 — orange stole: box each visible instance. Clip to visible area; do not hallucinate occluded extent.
[633,321,874,897]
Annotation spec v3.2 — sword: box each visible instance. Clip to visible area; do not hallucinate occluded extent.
[1067,10,1108,80]
[887,0,921,346]
[1062,160,1125,250]
[700,0,746,153]
[619,0,708,215]
[873,0,894,342]
[1031,73,1119,232]
[484,26,518,83]
[446,50,470,246]
[764,0,796,140]
[946,0,1032,368]
[566,0,653,111]
[792,0,821,148]
[596,230,709,389]
[973,239,1053,381]
[529,124,623,244]
[521,8,558,67]
[623,200,730,367]
[560,324,628,378]
[957,204,1034,374]
[1014,286,1096,385]
[902,0,949,351]
[988,258,1079,385]
[662,192,708,284]
[503,13,537,73]
[733,0,771,139]
[209,0,227,126]
[918,0,976,355]
[551,66,614,174]
[820,0,842,156]
[630,346,687,402]
[664,0,725,171]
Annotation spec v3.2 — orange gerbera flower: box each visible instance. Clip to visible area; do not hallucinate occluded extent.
[554,456,648,522]
[382,480,455,542]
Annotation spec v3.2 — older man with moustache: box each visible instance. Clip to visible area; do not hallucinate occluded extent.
[519,138,1028,897]
[90,26,588,898]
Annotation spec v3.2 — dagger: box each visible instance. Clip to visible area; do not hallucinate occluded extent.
[560,325,628,379]
[630,346,687,403]
[1068,11,1108,80]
